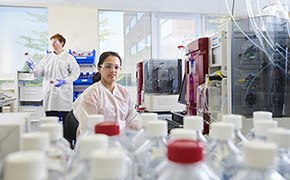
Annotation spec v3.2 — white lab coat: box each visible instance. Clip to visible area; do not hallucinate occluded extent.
[34,50,80,111]
[73,81,141,133]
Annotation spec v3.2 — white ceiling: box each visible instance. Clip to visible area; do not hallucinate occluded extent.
[0,0,288,15]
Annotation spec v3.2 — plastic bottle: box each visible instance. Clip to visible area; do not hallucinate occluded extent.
[90,149,128,180]
[169,128,196,141]
[25,52,36,71]
[231,141,285,180]
[183,116,207,142]
[81,114,104,136]
[65,134,109,180]
[39,123,72,180]
[222,114,248,147]
[247,111,273,139]
[134,120,168,180]
[73,114,104,152]
[206,122,241,179]
[38,116,59,130]
[94,121,133,180]
[157,140,220,180]
[267,128,290,179]
[132,113,158,149]
[253,120,278,141]
[40,116,59,123]
[3,151,47,180]
[21,132,50,151]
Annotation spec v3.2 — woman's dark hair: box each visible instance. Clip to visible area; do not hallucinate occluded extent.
[97,51,122,68]
[92,72,101,83]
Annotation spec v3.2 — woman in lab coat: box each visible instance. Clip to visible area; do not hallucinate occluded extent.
[73,51,141,135]
[27,33,80,127]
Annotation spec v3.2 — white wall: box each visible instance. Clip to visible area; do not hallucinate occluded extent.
[48,6,98,51]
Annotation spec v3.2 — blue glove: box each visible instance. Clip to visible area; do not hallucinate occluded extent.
[26,60,35,71]
[55,79,66,87]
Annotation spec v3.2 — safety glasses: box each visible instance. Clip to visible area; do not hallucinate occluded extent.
[100,63,122,70]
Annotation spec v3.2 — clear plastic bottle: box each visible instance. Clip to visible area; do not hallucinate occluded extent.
[94,121,123,148]
[247,111,273,139]
[206,122,241,179]
[268,128,290,179]
[37,116,59,130]
[90,149,128,180]
[73,114,104,152]
[21,132,50,151]
[231,141,285,180]
[65,134,109,180]
[132,113,158,149]
[183,116,207,142]
[253,120,278,141]
[39,123,72,180]
[134,120,168,180]
[222,114,248,147]
[3,151,47,180]
[169,128,196,141]
[94,121,133,180]
[25,52,36,71]
[40,116,59,124]
[81,114,104,137]
[157,139,220,180]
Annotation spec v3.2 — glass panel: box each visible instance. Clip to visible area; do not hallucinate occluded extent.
[204,15,230,35]
[158,16,201,59]
[99,11,151,87]
[0,6,48,73]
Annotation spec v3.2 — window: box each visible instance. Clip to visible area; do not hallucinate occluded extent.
[130,16,137,29]
[137,13,144,21]
[137,38,146,52]
[146,34,151,47]
[152,13,202,59]
[160,20,173,39]
[0,6,48,74]
[99,11,151,88]
[130,45,137,56]
[125,25,130,35]
[203,15,230,35]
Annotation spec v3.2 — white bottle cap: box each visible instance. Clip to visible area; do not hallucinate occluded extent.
[86,114,104,129]
[79,134,109,159]
[90,149,127,179]
[244,141,277,169]
[3,151,47,180]
[183,116,204,131]
[39,123,63,141]
[170,128,197,141]
[254,120,278,137]
[210,122,234,140]
[39,116,59,124]
[140,113,158,128]
[146,120,168,138]
[21,132,50,151]
[253,111,272,122]
[268,128,290,149]
[222,114,243,129]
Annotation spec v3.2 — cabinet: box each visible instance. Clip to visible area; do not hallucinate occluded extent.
[0,73,17,112]
[16,71,43,112]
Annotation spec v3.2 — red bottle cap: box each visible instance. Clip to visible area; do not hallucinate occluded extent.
[177,45,185,49]
[94,121,120,136]
[167,139,203,164]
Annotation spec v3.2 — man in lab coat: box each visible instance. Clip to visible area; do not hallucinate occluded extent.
[27,33,80,131]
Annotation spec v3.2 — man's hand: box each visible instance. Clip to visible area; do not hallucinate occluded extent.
[55,79,66,87]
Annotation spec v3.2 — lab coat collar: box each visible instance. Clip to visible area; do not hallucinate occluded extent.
[98,81,117,95]
[52,49,66,56]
